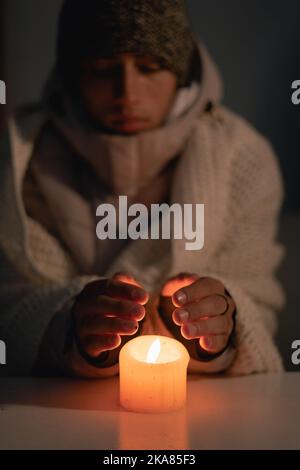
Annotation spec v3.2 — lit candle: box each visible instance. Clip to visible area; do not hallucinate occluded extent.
[119,335,190,413]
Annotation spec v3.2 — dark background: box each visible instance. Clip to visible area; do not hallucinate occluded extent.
[0,0,299,368]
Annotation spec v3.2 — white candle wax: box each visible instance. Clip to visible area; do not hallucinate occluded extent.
[119,335,190,413]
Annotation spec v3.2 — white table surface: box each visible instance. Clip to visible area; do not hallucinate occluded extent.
[0,372,299,450]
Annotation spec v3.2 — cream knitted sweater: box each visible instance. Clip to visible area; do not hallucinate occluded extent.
[0,40,285,378]
[0,99,285,377]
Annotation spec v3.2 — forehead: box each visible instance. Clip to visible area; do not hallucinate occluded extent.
[87,53,159,65]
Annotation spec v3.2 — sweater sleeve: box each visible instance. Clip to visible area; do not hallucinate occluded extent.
[196,132,285,375]
[0,257,82,376]
[0,220,118,378]
[34,296,119,378]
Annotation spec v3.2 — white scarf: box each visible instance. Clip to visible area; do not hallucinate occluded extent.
[25,43,223,278]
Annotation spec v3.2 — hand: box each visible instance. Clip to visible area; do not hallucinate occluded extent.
[171,275,236,354]
[72,272,149,359]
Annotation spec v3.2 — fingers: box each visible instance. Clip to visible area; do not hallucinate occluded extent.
[112,273,149,305]
[199,335,229,353]
[82,278,148,305]
[81,334,122,357]
[173,294,230,324]
[180,315,232,340]
[80,315,139,337]
[78,295,146,321]
[78,315,139,358]
[73,274,149,361]
[112,271,138,285]
[161,272,199,297]
[106,278,148,304]
[172,277,225,307]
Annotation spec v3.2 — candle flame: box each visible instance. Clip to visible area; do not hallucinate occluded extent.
[146,338,161,364]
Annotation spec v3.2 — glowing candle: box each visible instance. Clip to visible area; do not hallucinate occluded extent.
[119,335,190,413]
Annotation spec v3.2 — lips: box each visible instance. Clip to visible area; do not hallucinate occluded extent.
[111,115,148,133]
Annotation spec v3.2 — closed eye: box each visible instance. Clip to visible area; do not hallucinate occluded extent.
[137,64,162,74]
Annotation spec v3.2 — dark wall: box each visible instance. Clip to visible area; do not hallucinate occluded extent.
[187,0,300,210]
[0,1,7,134]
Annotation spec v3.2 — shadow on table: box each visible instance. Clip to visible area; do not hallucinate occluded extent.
[0,374,219,412]
[0,377,191,450]
[0,377,121,412]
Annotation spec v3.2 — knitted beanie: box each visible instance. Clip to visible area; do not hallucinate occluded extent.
[57,0,195,86]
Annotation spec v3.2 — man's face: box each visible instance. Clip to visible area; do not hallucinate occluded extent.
[79,53,177,134]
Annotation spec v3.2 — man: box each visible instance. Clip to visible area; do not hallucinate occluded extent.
[0,0,284,377]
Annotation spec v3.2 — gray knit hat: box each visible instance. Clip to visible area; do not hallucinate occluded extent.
[57,0,195,86]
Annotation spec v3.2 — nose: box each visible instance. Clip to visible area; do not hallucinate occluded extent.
[114,60,140,107]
